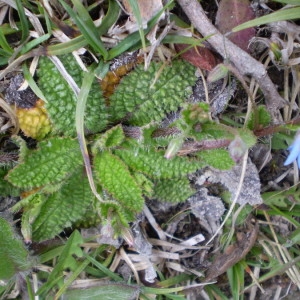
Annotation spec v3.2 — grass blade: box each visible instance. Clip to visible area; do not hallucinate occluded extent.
[107,0,173,59]
[58,0,108,58]
[22,63,47,102]
[46,36,87,55]
[126,0,147,52]
[83,253,123,281]
[98,0,120,36]
[0,27,13,54]
[232,7,300,32]
[273,0,300,4]
[16,0,30,43]
[21,33,50,54]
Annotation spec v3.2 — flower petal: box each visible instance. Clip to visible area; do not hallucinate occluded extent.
[297,154,300,169]
[284,146,299,166]
[284,133,300,166]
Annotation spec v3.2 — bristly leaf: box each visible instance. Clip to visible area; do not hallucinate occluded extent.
[94,151,144,215]
[100,202,135,229]
[197,149,235,170]
[32,167,93,241]
[92,125,125,153]
[237,128,257,148]
[38,54,107,136]
[192,123,234,141]
[0,217,32,280]
[247,105,271,130]
[7,137,82,189]
[114,147,201,179]
[109,60,197,125]
[153,177,195,202]
[0,168,20,197]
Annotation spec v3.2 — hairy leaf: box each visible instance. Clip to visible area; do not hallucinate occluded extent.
[38,54,107,136]
[32,167,93,241]
[109,60,196,125]
[94,151,144,214]
[153,177,195,202]
[7,137,82,189]
[192,123,234,141]
[197,149,235,170]
[0,168,19,197]
[100,202,135,229]
[247,105,271,130]
[115,147,200,179]
[0,217,32,279]
[92,125,125,152]
[237,128,257,148]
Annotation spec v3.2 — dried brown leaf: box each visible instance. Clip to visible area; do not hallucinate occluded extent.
[175,44,218,71]
[215,0,256,52]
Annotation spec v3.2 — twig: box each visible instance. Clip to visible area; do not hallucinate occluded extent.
[177,0,287,123]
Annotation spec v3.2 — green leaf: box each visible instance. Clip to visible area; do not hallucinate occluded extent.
[132,172,154,197]
[273,0,300,3]
[46,0,120,56]
[46,36,88,56]
[32,168,94,241]
[58,0,108,58]
[115,147,201,179]
[100,201,135,227]
[64,283,139,300]
[271,132,292,150]
[0,217,32,280]
[228,263,244,300]
[232,7,300,32]
[127,0,147,52]
[16,0,30,43]
[107,1,172,59]
[192,123,234,141]
[51,230,83,275]
[197,149,235,170]
[94,151,144,214]
[83,254,123,282]
[98,0,121,36]
[109,60,196,125]
[262,187,300,208]
[0,168,19,197]
[92,125,125,152]
[237,128,257,148]
[22,63,47,102]
[7,137,82,189]
[247,105,271,130]
[20,33,50,55]
[0,27,13,55]
[37,230,83,296]
[38,54,107,136]
[153,177,194,202]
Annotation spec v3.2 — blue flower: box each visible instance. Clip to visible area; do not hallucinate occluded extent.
[284,131,300,169]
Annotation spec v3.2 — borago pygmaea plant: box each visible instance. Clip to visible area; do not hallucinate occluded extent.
[2,53,257,243]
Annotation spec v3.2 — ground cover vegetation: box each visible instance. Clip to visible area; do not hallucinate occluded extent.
[0,0,300,299]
